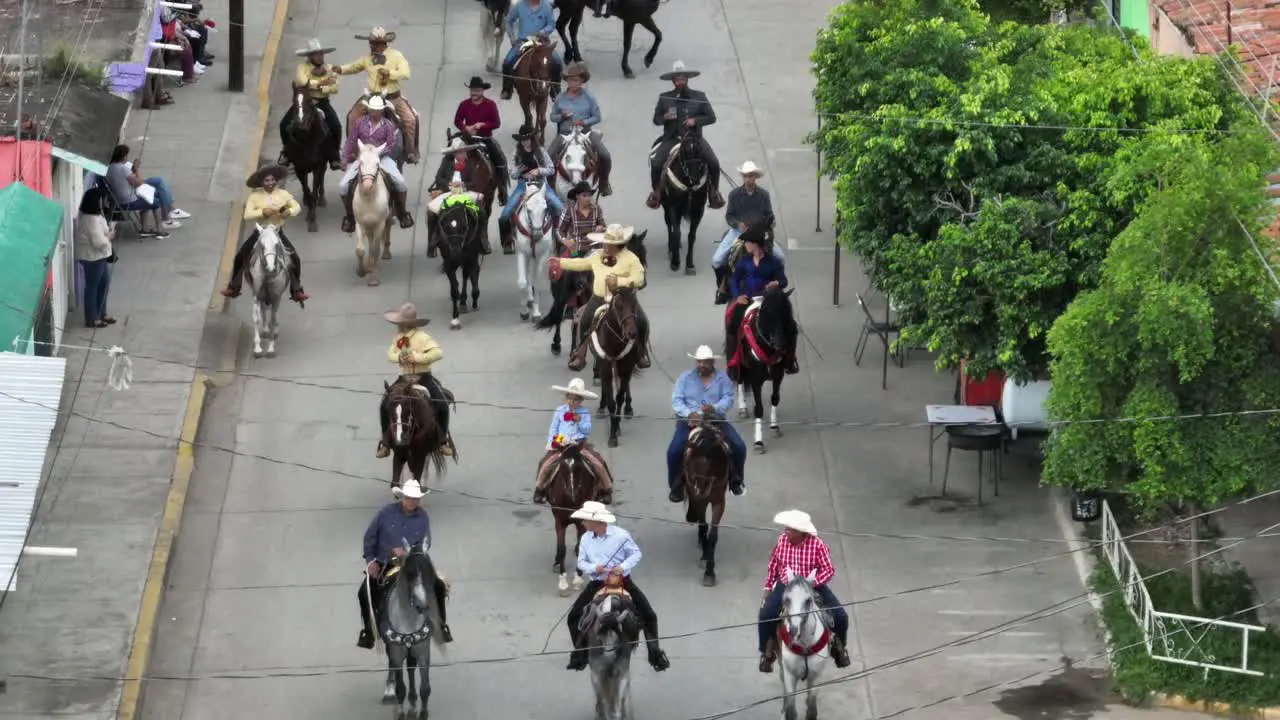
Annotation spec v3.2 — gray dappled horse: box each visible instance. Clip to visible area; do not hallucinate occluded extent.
[776,569,833,720]
[374,538,444,719]
[245,224,290,358]
[580,591,640,720]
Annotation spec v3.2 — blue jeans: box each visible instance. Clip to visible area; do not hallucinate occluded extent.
[80,259,110,325]
[666,419,747,488]
[504,44,564,75]
[757,582,849,653]
[711,227,787,268]
[501,179,564,221]
[123,176,174,211]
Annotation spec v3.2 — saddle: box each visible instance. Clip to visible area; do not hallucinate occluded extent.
[572,299,612,329]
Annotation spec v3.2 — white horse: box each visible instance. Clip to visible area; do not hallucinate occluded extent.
[245,224,291,358]
[480,0,512,73]
[556,127,596,198]
[514,180,554,322]
[776,569,832,720]
[352,140,393,286]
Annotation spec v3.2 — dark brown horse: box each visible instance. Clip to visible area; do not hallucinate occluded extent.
[429,130,500,255]
[555,0,663,79]
[538,443,610,596]
[381,378,451,489]
[588,287,645,447]
[513,34,557,143]
[282,87,331,232]
[681,414,731,587]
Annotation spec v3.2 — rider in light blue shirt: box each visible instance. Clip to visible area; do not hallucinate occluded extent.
[666,346,747,502]
[501,0,564,100]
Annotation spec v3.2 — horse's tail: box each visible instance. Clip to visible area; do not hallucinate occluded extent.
[536,275,571,330]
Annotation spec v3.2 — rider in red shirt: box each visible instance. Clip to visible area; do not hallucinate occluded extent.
[453,76,508,202]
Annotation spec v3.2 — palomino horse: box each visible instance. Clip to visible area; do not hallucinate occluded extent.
[245,224,291,358]
[579,590,640,720]
[554,126,598,198]
[480,0,509,73]
[436,202,484,329]
[653,129,712,274]
[381,378,451,490]
[283,88,330,232]
[555,0,663,79]
[587,288,644,447]
[681,414,732,587]
[373,538,443,719]
[775,569,834,720]
[537,443,610,596]
[510,179,554,323]
[352,140,394,286]
[726,286,797,453]
[513,34,557,143]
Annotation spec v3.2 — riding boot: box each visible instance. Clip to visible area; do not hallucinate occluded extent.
[501,62,516,100]
[495,163,510,204]
[759,636,778,673]
[597,155,613,196]
[831,636,852,668]
[785,352,800,375]
[341,191,355,234]
[566,632,589,671]
[288,262,309,305]
[393,189,416,228]
[567,337,590,372]
[713,266,729,304]
[434,580,454,643]
[646,163,662,209]
[644,622,671,671]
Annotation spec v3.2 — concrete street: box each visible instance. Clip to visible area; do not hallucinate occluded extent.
[132,0,1217,718]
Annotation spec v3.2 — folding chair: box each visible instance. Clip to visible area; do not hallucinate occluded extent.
[88,173,145,239]
[854,292,904,390]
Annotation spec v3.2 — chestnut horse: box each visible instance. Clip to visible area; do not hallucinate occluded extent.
[513,34,557,143]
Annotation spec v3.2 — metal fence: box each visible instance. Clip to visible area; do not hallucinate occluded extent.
[1099,500,1267,676]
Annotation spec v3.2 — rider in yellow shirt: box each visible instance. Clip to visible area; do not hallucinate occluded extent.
[279,38,343,169]
[336,26,419,164]
[378,303,453,458]
[221,165,309,303]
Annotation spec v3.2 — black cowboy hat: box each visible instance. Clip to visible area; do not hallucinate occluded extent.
[567,181,593,201]
[739,225,771,247]
[512,124,537,141]
[246,164,289,189]
[465,76,492,90]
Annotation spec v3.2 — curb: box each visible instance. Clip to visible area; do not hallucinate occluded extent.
[1151,693,1280,719]
[115,2,290,718]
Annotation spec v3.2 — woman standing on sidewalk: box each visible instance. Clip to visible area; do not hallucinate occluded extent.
[75,186,117,328]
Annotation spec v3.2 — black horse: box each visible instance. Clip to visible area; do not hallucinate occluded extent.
[590,287,646,447]
[381,378,452,490]
[726,285,798,454]
[282,90,332,232]
[555,0,663,78]
[655,130,711,274]
[435,202,484,329]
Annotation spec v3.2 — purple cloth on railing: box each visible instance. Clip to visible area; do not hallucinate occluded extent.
[107,3,163,93]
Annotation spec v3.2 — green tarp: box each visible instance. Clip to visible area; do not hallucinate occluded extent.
[0,183,63,349]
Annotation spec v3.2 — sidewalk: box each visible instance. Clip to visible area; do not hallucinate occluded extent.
[0,0,280,716]
[1214,494,1280,627]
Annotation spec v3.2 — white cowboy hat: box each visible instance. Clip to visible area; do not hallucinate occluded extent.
[736,161,764,177]
[570,501,616,523]
[393,479,428,499]
[660,60,700,80]
[687,345,719,361]
[364,94,388,112]
[356,26,397,43]
[587,223,635,246]
[552,377,599,399]
[773,509,818,535]
[295,38,336,56]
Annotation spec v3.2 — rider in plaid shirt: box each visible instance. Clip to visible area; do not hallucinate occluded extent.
[757,509,852,672]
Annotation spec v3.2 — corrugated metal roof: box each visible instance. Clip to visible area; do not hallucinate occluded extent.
[0,352,66,592]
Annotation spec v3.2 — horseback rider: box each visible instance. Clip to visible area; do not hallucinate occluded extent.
[453,76,509,201]
[546,224,652,371]
[546,62,613,196]
[428,172,486,217]
[501,0,563,100]
[278,38,343,170]
[667,345,747,501]
[712,161,782,278]
[338,95,415,233]
[500,125,564,242]
[647,61,725,210]
[428,139,493,257]
[533,377,615,505]
[558,181,605,257]
[220,164,309,303]
[564,501,670,672]
[757,509,852,671]
[357,479,453,649]
[335,26,420,164]
[725,227,797,374]
[377,303,454,459]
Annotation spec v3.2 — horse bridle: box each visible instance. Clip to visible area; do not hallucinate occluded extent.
[672,132,707,189]
[518,180,552,241]
[594,292,639,358]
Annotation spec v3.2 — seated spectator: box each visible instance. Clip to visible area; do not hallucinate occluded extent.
[160,7,200,84]
[75,187,117,328]
[105,144,191,237]
[176,2,215,67]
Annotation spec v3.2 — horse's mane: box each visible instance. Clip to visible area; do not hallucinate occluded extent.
[689,420,728,456]
[626,231,649,269]
[758,286,797,351]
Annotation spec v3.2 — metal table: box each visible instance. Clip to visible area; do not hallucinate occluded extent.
[926,404,998,486]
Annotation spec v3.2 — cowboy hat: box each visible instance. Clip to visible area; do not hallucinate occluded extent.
[245,164,289,189]
[564,61,591,82]
[441,136,480,153]
[512,124,537,141]
[552,377,600,399]
[739,225,771,246]
[356,26,396,42]
[587,224,634,245]
[363,95,389,112]
[773,509,818,536]
[687,344,719,361]
[383,302,430,327]
[566,181,594,201]
[393,479,428,499]
[465,76,492,90]
[295,38,336,56]
[659,60,700,81]
[570,501,616,524]
[736,160,764,177]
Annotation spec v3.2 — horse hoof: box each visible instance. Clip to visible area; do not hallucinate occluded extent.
[381,694,396,705]
[754,443,766,455]
[307,221,318,233]
[368,277,381,286]
[265,350,276,358]
[382,249,392,260]
[520,311,530,321]
[623,407,634,418]
[685,265,697,276]
[551,343,561,355]
[450,319,462,330]
[702,574,717,587]
[623,68,635,79]
[738,408,750,419]
[608,437,619,448]
[772,425,783,437]
[532,312,543,322]
[253,350,263,359]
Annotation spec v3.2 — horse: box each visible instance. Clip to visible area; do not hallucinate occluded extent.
[555,0,663,79]
[244,224,291,359]
[579,591,640,720]
[554,126,598,198]
[513,34,557,143]
[655,129,711,274]
[589,288,645,447]
[539,443,607,596]
[382,378,450,490]
[480,0,509,73]
[681,414,731,587]
[775,568,834,720]
[373,538,443,719]
[436,202,484,330]
[283,88,330,232]
[728,286,797,454]
[352,140,394,286]
[510,179,554,323]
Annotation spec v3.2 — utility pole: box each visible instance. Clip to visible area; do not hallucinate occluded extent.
[229,0,245,92]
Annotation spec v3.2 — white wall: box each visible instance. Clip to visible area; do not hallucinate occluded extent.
[48,159,84,352]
